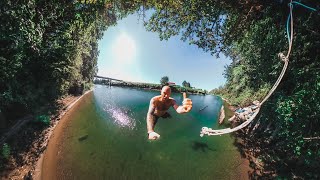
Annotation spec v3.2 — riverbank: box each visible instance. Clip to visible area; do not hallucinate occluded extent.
[39,91,93,180]
[0,90,92,179]
[220,97,267,178]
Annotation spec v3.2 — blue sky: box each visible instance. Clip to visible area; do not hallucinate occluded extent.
[97,13,231,91]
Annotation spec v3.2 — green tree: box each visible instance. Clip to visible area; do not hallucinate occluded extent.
[182,81,191,88]
[186,82,191,88]
[160,76,169,85]
[182,80,187,87]
[182,80,191,88]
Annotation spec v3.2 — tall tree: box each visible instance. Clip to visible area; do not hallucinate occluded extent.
[182,80,187,87]
[182,81,191,88]
[160,76,169,85]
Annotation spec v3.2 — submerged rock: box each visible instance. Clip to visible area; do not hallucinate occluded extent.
[78,135,88,141]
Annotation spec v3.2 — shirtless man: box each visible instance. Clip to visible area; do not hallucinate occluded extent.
[147,86,193,140]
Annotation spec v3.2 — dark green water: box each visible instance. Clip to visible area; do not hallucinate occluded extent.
[55,85,246,179]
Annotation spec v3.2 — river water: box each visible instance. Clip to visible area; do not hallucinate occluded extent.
[45,85,248,179]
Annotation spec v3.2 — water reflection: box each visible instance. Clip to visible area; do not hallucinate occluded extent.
[103,104,136,129]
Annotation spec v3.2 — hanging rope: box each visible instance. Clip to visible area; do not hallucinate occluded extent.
[200,56,288,136]
[200,1,317,137]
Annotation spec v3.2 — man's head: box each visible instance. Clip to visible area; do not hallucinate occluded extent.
[160,86,171,101]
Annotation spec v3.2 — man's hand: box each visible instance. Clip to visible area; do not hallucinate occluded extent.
[182,92,192,112]
[148,131,160,140]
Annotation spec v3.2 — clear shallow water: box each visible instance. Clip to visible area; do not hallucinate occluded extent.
[53,85,246,179]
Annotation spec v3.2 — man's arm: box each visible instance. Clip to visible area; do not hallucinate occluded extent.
[146,98,160,140]
[146,98,156,133]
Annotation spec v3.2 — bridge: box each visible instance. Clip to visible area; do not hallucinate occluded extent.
[94,75,125,82]
[94,75,130,86]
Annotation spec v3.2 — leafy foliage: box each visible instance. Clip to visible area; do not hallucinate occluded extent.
[1,143,10,160]
[34,115,50,126]
[0,0,136,118]
[182,80,191,88]
[1,0,319,178]
[160,76,169,85]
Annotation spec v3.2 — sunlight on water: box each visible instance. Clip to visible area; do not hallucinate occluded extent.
[103,104,136,129]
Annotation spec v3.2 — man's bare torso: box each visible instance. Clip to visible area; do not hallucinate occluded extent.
[152,95,175,117]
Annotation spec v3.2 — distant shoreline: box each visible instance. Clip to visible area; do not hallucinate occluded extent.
[94,81,208,95]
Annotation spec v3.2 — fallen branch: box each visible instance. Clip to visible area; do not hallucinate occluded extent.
[303,137,320,140]
[199,105,208,112]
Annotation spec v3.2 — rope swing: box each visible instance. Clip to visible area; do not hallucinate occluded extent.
[200,0,317,137]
